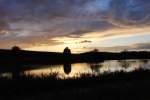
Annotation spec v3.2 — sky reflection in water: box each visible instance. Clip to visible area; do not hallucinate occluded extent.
[23,59,150,79]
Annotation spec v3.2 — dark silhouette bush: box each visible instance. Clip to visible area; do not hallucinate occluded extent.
[11,46,21,51]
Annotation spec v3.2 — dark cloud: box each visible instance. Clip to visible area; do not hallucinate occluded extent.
[132,43,150,50]
[80,40,92,44]
[0,20,10,36]
[0,0,149,49]
[0,0,149,31]
[0,0,149,22]
[109,0,150,27]
[0,20,9,30]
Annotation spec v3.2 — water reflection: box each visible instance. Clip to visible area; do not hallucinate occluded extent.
[140,59,149,64]
[0,59,150,79]
[63,63,71,75]
[89,63,102,74]
[0,63,23,79]
[118,60,131,68]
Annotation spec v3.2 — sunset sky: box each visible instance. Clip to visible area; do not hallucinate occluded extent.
[0,0,150,53]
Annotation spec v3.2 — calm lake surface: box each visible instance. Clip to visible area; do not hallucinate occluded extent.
[24,59,150,79]
[1,59,150,79]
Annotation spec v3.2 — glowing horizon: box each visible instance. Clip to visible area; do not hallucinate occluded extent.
[24,27,150,53]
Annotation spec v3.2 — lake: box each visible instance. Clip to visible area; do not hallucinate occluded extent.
[0,59,150,79]
[24,59,150,79]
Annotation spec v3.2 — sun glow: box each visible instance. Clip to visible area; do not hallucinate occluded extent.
[25,26,150,53]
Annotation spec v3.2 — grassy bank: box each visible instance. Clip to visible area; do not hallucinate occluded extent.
[0,69,150,100]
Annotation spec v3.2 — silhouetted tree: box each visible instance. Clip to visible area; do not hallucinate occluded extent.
[63,47,71,62]
[121,49,129,54]
[11,46,21,51]
[91,49,99,52]
[63,47,71,55]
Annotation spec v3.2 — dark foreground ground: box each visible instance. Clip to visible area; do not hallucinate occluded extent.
[0,69,150,100]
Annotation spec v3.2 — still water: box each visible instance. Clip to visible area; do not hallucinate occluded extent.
[24,59,150,79]
[1,59,150,79]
